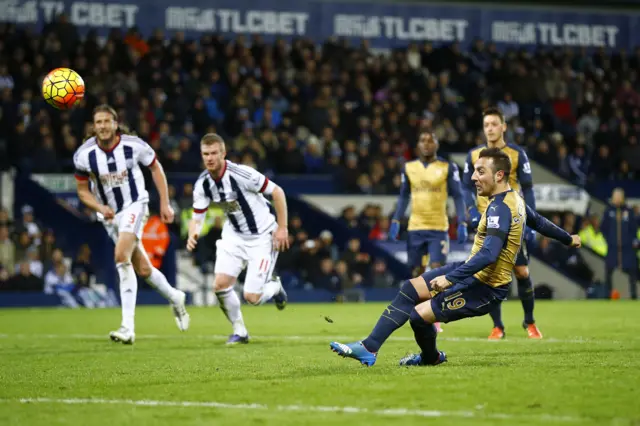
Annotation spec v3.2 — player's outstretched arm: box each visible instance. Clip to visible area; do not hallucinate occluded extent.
[149,160,174,224]
[74,179,113,219]
[390,166,411,240]
[525,204,580,247]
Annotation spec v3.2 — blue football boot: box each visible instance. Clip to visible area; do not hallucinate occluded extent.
[399,351,447,367]
[329,341,377,367]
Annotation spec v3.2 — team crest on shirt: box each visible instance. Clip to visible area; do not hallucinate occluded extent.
[125,159,135,169]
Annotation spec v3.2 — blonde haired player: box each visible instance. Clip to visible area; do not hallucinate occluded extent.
[187,133,289,345]
[73,105,189,344]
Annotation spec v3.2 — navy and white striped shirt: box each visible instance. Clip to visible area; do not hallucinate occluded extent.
[193,160,276,237]
[73,134,156,213]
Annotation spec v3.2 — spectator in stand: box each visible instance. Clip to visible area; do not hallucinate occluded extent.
[339,206,359,230]
[497,92,519,123]
[24,247,43,279]
[19,205,41,246]
[315,258,340,294]
[369,217,390,241]
[14,230,32,264]
[39,229,57,270]
[579,214,607,257]
[335,259,359,292]
[0,225,15,275]
[72,244,94,289]
[142,211,171,270]
[0,208,11,229]
[601,188,639,299]
[589,145,615,181]
[44,261,79,307]
[341,238,370,278]
[5,261,43,292]
[369,259,394,288]
[317,230,339,262]
[567,144,589,186]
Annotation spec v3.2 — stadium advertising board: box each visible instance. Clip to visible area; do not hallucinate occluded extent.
[1,0,638,50]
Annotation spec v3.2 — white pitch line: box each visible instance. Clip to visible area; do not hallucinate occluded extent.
[0,333,628,344]
[0,397,592,423]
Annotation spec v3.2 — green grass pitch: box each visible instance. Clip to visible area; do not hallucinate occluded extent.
[0,301,639,425]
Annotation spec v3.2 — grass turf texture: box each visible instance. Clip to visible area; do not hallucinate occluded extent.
[0,301,639,425]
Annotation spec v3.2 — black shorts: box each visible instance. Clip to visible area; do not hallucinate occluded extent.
[421,263,510,324]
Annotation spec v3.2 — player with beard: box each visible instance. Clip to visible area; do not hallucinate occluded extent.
[73,105,190,344]
[329,148,580,367]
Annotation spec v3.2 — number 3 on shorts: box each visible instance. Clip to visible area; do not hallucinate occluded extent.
[128,213,136,225]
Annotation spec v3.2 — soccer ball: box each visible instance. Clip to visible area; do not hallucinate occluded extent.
[42,68,85,110]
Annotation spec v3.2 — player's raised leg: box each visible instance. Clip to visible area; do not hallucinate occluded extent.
[110,231,138,344]
[330,263,461,366]
[243,235,286,309]
[131,244,190,331]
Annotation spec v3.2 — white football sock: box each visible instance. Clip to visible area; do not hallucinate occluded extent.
[216,287,248,337]
[258,278,282,305]
[116,262,137,332]
[145,268,180,303]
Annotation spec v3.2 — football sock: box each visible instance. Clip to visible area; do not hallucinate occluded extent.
[489,304,505,330]
[258,278,281,305]
[145,268,180,303]
[362,280,420,353]
[116,262,137,332]
[216,287,248,337]
[409,309,439,364]
[518,277,535,324]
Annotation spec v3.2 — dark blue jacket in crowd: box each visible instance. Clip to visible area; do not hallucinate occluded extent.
[600,205,639,270]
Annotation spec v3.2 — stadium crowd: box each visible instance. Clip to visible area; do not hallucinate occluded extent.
[1,19,639,296]
[2,20,640,184]
[0,204,119,305]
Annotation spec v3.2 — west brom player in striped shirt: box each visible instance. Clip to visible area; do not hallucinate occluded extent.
[73,105,190,344]
[187,133,289,345]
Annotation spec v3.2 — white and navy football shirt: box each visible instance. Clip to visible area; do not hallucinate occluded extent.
[193,160,276,237]
[73,134,156,213]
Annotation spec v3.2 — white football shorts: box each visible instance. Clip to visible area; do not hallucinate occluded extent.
[214,228,279,294]
[102,201,149,243]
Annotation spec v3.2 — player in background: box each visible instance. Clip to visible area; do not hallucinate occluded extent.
[463,107,541,340]
[73,105,189,344]
[389,132,467,332]
[187,133,289,345]
[330,148,581,367]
